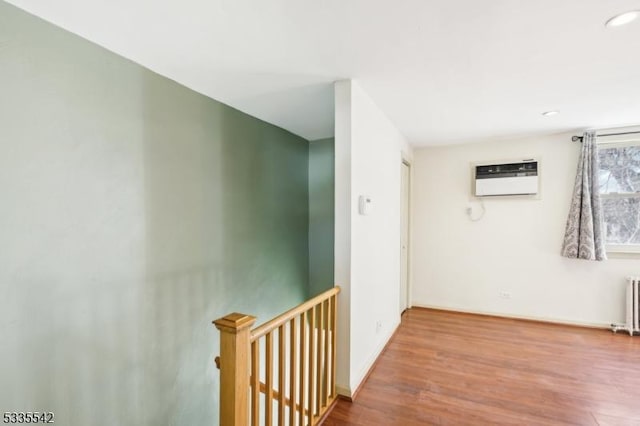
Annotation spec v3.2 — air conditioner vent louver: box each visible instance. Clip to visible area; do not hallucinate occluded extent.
[474,159,538,196]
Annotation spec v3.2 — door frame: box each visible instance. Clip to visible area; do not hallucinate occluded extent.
[400,158,412,313]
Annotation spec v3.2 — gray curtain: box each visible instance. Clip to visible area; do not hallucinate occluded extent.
[561,132,607,260]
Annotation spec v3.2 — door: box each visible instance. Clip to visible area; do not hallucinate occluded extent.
[400,161,410,314]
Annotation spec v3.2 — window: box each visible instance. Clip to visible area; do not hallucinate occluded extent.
[598,137,640,252]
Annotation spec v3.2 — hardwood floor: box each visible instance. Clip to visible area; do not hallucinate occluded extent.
[324,308,640,426]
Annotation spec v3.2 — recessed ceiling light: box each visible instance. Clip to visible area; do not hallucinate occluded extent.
[542,111,559,117]
[605,11,640,28]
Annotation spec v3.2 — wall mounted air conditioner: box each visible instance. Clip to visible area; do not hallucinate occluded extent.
[473,159,539,197]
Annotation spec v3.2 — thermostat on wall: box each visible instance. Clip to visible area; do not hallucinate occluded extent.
[359,195,372,215]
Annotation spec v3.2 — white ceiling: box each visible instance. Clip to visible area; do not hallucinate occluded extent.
[6,0,640,146]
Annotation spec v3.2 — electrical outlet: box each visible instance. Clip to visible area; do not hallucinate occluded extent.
[375,321,383,333]
[499,290,512,299]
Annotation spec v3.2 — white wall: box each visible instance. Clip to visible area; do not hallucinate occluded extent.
[334,80,413,396]
[412,132,638,327]
[333,80,353,393]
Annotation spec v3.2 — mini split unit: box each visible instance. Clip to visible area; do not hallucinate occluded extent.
[473,159,539,196]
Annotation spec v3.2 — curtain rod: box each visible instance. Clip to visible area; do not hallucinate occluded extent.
[572,131,640,142]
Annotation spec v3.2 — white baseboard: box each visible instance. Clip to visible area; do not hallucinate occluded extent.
[334,320,400,400]
[351,321,399,395]
[335,385,352,398]
[335,304,610,401]
[412,303,611,329]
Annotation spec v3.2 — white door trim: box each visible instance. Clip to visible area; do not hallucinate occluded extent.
[400,159,412,313]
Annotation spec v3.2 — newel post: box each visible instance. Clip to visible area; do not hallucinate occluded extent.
[213,312,256,426]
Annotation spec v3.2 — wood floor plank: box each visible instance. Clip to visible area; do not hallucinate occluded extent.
[592,411,640,426]
[324,309,640,425]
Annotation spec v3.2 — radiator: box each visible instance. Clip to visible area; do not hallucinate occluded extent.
[612,277,640,336]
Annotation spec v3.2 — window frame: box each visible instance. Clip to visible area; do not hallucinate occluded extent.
[596,131,640,254]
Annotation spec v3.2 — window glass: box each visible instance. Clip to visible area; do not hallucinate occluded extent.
[598,144,640,248]
[598,146,640,194]
[601,198,640,245]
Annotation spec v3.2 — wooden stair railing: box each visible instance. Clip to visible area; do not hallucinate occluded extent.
[214,287,341,426]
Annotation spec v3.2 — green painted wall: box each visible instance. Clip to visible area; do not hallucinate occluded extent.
[0,2,309,425]
[308,138,335,296]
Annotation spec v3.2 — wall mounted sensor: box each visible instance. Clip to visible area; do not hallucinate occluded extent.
[359,195,372,215]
